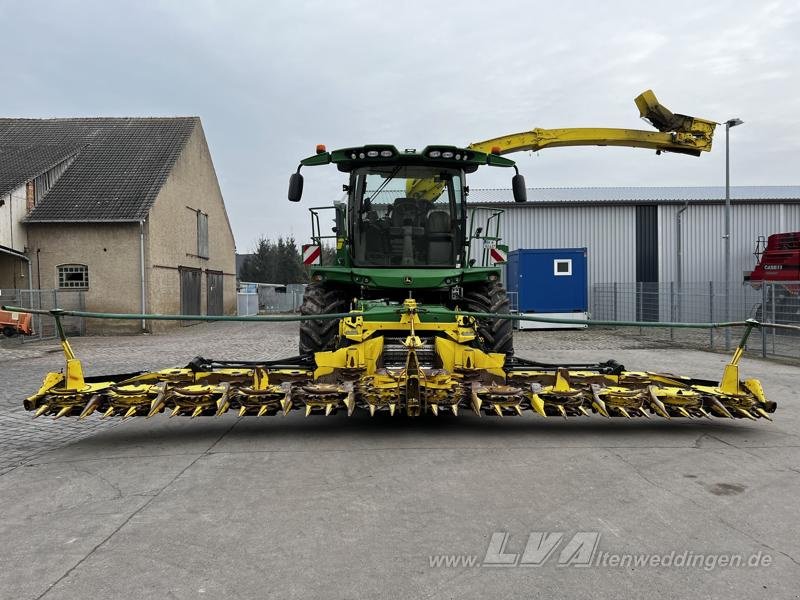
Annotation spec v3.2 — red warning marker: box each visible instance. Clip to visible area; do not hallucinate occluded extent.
[302,244,321,265]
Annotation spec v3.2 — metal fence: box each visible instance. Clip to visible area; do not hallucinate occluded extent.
[3,284,796,360]
[238,282,306,314]
[591,281,800,359]
[237,292,259,316]
[258,288,304,313]
[0,289,86,341]
[507,291,519,313]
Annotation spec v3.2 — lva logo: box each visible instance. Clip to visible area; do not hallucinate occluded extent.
[482,531,600,567]
[429,531,773,570]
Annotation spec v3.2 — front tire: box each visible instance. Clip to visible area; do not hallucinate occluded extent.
[460,280,514,356]
[298,282,349,354]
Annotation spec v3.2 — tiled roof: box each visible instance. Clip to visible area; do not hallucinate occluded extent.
[468,186,800,205]
[0,117,198,222]
[0,142,82,196]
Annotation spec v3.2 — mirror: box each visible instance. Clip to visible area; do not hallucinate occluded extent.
[288,172,304,202]
[512,174,527,203]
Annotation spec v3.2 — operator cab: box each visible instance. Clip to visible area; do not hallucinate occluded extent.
[352,166,464,267]
[288,144,525,272]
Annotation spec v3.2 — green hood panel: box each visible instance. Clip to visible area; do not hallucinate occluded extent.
[355,301,460,323]
[310,266,501,289]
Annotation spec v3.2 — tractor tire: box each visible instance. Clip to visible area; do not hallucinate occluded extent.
[298,282,349,355]
[2,326,16,338]
[460,280,514,356]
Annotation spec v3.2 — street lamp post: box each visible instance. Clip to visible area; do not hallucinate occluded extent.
[724,117,743,350]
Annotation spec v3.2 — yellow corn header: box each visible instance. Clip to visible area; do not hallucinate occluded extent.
[4,303,779,421]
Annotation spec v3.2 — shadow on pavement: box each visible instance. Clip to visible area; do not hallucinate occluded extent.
[57,412,764,449]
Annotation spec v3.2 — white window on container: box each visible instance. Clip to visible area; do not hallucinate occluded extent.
[58,264,89,288]
[554,259,572,276]
[197,211,209,259]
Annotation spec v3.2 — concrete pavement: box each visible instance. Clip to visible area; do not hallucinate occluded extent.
[1,323,798,599]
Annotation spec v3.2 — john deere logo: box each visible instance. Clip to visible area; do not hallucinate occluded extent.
[404,276,413,285]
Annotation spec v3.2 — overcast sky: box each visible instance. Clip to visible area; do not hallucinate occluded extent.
[2,0,798,251]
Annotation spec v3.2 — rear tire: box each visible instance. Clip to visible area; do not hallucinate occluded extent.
[2,326,16,338]
[460,280,514,356]
[298,282,349,354]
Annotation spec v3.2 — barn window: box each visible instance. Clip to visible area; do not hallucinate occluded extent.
[197,211,209,259]
[58,264,89,288]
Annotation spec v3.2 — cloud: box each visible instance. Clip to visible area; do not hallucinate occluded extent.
[1,0,798,249]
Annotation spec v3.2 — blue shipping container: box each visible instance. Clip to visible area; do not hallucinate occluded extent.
[507,248,588,312]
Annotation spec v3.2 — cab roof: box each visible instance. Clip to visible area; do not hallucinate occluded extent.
[299,144,516,173]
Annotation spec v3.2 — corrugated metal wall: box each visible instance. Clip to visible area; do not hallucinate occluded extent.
[658,203,800,282]
[470,203,800,288]
[469,205,637,287]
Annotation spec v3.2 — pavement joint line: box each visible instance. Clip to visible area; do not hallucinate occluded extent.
[705,432,748,449]
[33,419,240,600]
[703,431,792,463]
[609,448,730,514]
[19,452,204,467]
[714,515,800,568]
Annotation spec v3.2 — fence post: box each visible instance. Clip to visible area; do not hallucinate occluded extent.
[637,282,642,335]
[36,288,43,341]
[771,282,777,355]
[708,281,714,349]
[761,283,767,358]
[79,290,86,336]
[613,282,618,321]
[53,289,59,341]
[669,281,675,341]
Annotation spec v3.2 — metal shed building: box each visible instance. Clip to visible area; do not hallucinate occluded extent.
[468,186,800,289]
